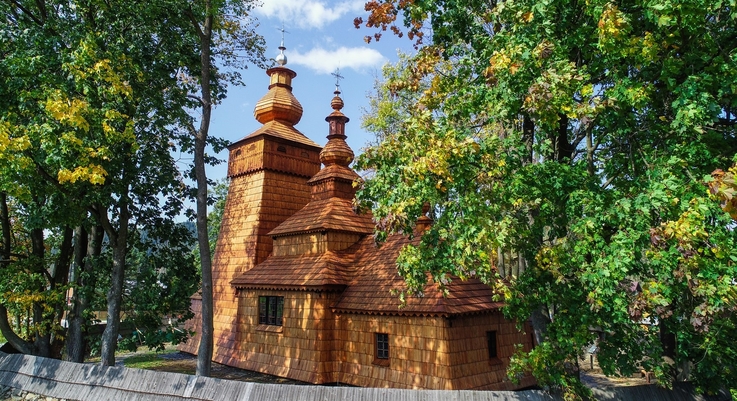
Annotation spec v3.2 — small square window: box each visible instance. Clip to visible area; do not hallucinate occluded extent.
[376,333,389,359]
[487,331,498,359]
[259,296,284,326]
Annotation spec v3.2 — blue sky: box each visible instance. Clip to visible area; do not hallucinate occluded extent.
[197,0,416,182]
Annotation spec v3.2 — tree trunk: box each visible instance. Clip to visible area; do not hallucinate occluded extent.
[53,227,74,288]
[47,226,74,358]
[0,196,34,354]
[586,129,595,176]
[64,226,88,362]
[496,247,505,278]
[195,3,214,377]
[520,115,552,345]
[0,305,34,354]
[522,115,534,164]
[30,227,51,357]
[554,114,573,162]
[100,200,129,367]
[0,192,10,268]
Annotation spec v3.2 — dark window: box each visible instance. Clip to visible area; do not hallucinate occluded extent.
[259,296,284,326]
[487,331,498,359]
[276,145,287,153]
[376,333,389,359]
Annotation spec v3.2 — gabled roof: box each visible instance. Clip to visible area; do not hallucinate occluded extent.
[331,235,503,316]
[268,197,374,237]
[231,248,358,291]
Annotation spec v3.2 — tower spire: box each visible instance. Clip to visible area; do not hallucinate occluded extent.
[306,75,360,200]
[331,67,344,94]
[276,24,289,66]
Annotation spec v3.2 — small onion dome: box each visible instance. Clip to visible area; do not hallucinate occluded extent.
[276,46,287,66]
[331,92,344,110]
[416,202,433,231]
[321,90,353,167]
[253,67,302,125]
[320,135,354,167]
[275,52,287,66]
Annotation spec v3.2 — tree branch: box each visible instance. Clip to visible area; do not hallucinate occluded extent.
[187,94,206,107]
[184,6,205,40]
[5,0,44,26]
[93,202,117,244]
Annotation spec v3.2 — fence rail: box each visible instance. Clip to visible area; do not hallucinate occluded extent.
[0,352,728,401]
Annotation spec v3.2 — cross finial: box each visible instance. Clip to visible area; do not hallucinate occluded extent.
[275,24,289,66]
[331,67,344,94]
[278,24,289,49]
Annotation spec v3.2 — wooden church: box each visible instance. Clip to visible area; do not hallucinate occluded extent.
[179,43,535,391]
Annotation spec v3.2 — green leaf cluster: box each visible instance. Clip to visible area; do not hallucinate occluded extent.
[357,0,737,396]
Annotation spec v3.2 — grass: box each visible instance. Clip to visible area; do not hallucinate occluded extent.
[123,353,167,369]
[122,347,194,375]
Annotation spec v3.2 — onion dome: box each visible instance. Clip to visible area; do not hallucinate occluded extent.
[320,88,354,167]
[253,39,302,125]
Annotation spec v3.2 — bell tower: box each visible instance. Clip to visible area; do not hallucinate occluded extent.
[181,38,322,362]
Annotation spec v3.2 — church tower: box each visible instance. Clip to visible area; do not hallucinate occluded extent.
[180,40,322,362]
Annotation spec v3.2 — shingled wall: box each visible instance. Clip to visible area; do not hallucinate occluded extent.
[225,290,340,384]
[446,313,536,390]
[330,311,535,390]
[179,135,319,362]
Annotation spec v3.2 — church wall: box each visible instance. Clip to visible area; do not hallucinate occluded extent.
[332,314,455,390]
[272,232,362,256]
[230,289,340,384]
[179,297,202,354]
[179,167,314,361]
[445,312,537,390]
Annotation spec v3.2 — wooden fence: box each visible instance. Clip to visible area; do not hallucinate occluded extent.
[0,352,728,401]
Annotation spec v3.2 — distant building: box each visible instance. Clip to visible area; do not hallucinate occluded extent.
[180,45,535,391]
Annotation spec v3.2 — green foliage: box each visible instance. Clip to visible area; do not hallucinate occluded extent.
[86,221,198,352]
[0,0,261,359]
[192,179,229,272]
[358,0,737,397]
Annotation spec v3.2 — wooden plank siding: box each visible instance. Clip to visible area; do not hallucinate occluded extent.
[0,352,728,401]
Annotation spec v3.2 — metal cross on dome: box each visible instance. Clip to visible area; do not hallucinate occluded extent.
[278,24,289,48]
[331,68,344,92]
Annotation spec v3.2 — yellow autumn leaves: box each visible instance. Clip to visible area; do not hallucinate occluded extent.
[45,96,91,133]
[0,121,31,154]
[31,39,139,187]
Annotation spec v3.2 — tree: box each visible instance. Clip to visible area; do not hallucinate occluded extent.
[1,0,200,365]
[179,0,264,376]
[356,0,737,396]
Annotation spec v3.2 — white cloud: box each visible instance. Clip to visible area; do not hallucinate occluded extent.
[257,0,364,29]
[289,46,387,74]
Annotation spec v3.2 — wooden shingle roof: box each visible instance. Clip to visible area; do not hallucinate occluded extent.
[267,197,374,237]
[231,250,357,291]
[331,235,504,317]
[232,120,321,149]
[307,164,360,184]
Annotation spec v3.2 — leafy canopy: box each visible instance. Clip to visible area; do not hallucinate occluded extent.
[356,0,737,396]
